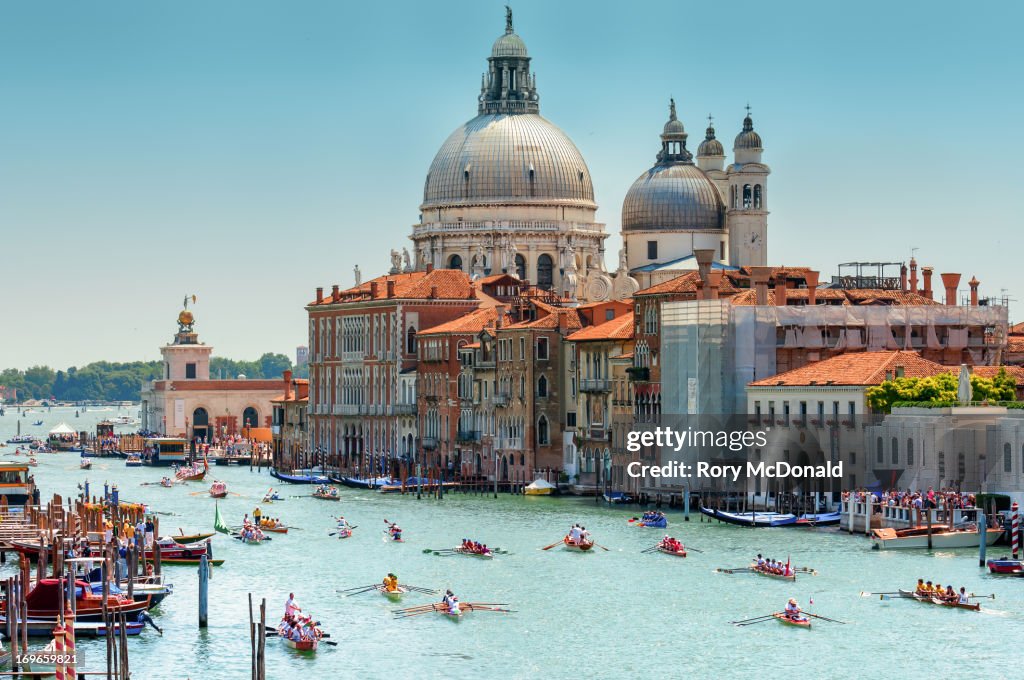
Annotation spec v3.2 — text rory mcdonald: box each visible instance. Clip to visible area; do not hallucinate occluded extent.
[627,461,844,482]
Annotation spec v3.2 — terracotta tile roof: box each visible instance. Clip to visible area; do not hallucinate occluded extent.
[636,271,740,297]
[1008,321,1024,335]
[310,269,475,305]
[567,312,634,342]
[748,351,947,387]
[843,290,942,306]
[419,307,507,336]
[504,307,583,331]
[1008,338,1024,352]
[969,366,1024,384]
[152,380,285,392]
[730,288,941,307]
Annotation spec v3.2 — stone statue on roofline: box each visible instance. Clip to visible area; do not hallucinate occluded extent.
[471,244,486,281]
[389,249,402,275]
[401,248,413,273]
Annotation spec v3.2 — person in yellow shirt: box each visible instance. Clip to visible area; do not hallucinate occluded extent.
[124,521,135,540]
[382,573,399,592]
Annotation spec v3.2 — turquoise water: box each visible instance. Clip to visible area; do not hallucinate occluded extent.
[2,407,1022,679]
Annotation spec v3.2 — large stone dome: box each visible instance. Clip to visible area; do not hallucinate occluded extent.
[622,163,724,231]
[421,113,596,209]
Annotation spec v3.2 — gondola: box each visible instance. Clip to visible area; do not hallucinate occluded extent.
[331,475,397,490]
[699,506,798,527]
[271,468,329,484]
[795,511,842,526]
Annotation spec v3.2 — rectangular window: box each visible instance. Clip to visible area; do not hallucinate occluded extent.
[817,402,825,418]
[832,401,839,417]
[605,309,614,321]
[567,411,577,427]
[647,240,658,260]
[185,363,196,379]
[848,401,856,417]
[519,337,525,360]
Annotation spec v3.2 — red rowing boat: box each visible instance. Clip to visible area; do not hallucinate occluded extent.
[773,612,811,628]
[563,536,594,552]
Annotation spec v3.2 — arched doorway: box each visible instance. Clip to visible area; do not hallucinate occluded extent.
[514,254,526,280]
[192,407,209,442]
[448,254,463,271]
[242,407,259,433]
[500,455,509,482]
[537,253,554,289]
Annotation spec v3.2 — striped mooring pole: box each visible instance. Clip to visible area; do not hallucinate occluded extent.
[1012,501,1019,560]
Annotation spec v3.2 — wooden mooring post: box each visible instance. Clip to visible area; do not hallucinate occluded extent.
[199,554,209,627]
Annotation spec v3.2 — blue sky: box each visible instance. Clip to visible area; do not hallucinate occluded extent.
[2,0,1021,369]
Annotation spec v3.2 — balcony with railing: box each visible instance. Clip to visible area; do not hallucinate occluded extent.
[580,378,612,392]
[421,436,438,450]
[584,426,608,441]
[626,366,650,381]
[492,393,510,407]
[457,430,481,443]
[391,403,416,415]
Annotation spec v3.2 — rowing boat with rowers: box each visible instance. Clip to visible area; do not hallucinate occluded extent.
[377,584,407,600]
[453,546,494,559]
[656,545,687,558]
[772,612,811,628]
[895,589,981,611]
[563,536,594,552]
[749,563,796,581]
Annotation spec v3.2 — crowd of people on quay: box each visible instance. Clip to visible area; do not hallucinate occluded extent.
[842,488,977,510]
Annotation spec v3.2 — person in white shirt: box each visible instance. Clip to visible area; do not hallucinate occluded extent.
[958,587,970,605]
[285,593,300,618]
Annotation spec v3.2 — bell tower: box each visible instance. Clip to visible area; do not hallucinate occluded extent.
[161,296,212,381]
[726,108,769,267]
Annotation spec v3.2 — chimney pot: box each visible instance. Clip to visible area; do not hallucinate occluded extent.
[386,280,396,298]
[430,285,438,299]
[750,266,772,306]
[940,272,961,306]
[909,259,918,294]
[316,287,323,303]
[369,281,379,298]
[968,276,979,306]
[283,370,293,400]
[706,270,723,300]
[331,284,340,302]
[922,267,934,299]
[774,272,788,306]
[900,264,908,292]
[804,270,820,305]
[425,263,434,274]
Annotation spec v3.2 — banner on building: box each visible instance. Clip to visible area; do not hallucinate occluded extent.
[174,399,185,430]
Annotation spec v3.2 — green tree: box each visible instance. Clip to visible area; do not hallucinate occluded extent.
[867,370,1017,413]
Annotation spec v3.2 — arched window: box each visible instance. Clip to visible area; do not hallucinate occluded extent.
[742,184,752,209]
[448,254,463,271]
[537,374,548,398]
[406,327,417,355]
[514,254,526,281]
[538,415,549,445]
[242,407,259,430]
[891,437,899,464]
[537,254,554,289]
[907,439,914,467]
[753,184,763,209]
[730,185,737,209]
[520,374,526,398]
[876,437,883,464]
[1004,443,1012,473]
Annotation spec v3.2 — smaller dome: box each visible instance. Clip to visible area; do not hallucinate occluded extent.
[663,118,686,136]
[698,126,724,157]
[492,32,528,58]
[177,310,194,326]
[734,115,762,150]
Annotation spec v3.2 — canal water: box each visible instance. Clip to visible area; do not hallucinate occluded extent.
[2,408,1021,679]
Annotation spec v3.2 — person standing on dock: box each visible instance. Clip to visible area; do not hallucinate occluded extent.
[145,516,155,548]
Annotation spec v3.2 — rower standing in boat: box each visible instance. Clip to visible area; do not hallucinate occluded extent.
[285,592,301,619]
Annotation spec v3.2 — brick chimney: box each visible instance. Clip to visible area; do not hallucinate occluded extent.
[900,264,908,292]
[386,280,396,298]
[316,287,323,304]
[940,273,961,306]
[922,267,934,299]
[283,370,293,401]
[804,270,820,305]
[750,267,772,306]
[706,270,723,300]
[909,258,918,294]
[968,276,979,306]
[369,281,379,298]
[331,284,340,303]
[429,285,438,299]
[425,263,434,274]
[558,313,568,334]
[495,304,506,328]
[468,283,478,299]
[774,272,788,306]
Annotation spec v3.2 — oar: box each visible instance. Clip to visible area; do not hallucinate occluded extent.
[732,615,777,627]
[337,584,378,593]
[593,543,610,552]
[729,614,775,624]
[343,586,380,597]
[805,612,845,624]
[716,568,751,574]
[640,544,662,553]
[464,605,516,613]
[422,548,457,554]
[859,591,903,597]
[684,546,704,554]
[968,593,996,600]
[400,585,438,594]
[540,539,564,551]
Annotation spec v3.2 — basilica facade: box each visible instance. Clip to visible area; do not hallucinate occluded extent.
[404,9,770,301]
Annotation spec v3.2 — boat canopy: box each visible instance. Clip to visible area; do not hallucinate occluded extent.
[48,422,77,435]
[524,478,557,491]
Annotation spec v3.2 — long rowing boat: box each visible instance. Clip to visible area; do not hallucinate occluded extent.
[171,532,215,544]
[748,563,796,581]
[377,584,407,600]
[453,546,494,559]
[656,545,687,558]
[896,589,981,611]
[772,612,811,628]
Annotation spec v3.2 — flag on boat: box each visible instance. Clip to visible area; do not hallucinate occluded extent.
[214,501,231,534]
